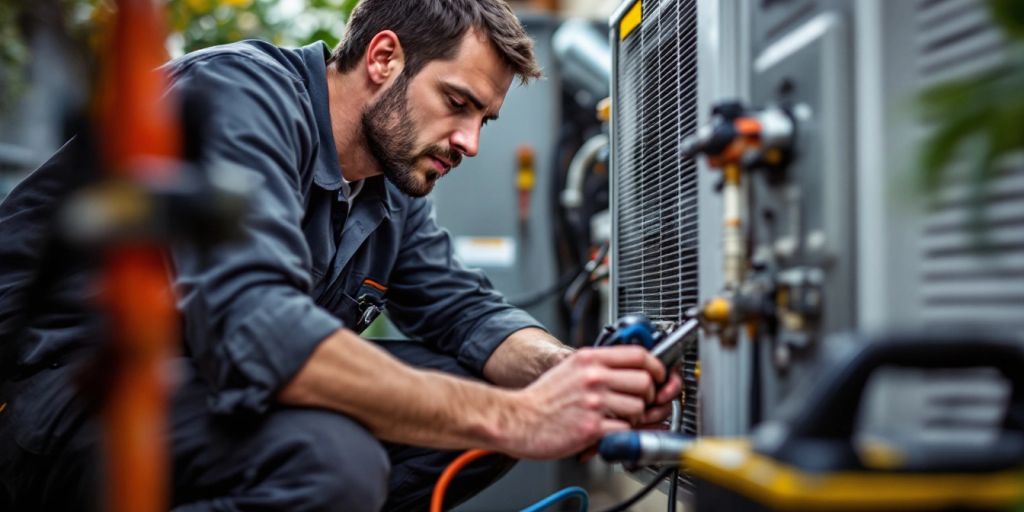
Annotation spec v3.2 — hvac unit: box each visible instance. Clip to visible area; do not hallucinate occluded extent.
[709,0,1023,436]
[607,0,1024,501]
[695,0,1023,443]
[609,0,701,493]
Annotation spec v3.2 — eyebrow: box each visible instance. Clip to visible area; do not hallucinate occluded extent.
[445,83,500,122]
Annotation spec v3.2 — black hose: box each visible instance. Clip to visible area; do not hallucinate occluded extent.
[598,466,677,512]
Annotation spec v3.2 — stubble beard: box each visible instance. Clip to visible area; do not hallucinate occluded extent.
[361,74,444,198]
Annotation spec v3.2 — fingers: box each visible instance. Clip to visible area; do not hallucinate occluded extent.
[639,402,673,425]
[652,373,683,405]
[600,368,656,403]
[582,364,680,406]
[600,417,632,434]
[575,346,667,384]
[576,445,599,462]
[602,391,647,422]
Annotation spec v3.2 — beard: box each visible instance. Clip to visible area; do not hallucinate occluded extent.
[361,73,462,198]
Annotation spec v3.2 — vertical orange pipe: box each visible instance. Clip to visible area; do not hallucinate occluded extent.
[97,1,179,511]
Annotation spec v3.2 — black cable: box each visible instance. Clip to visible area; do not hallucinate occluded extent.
[666,472,679,512]
[569,285,594,347]
[508,266,583,309]
[598,466,677,512]
[562,240,610,307]
[511,239,609,310]
[666,468,678,512]
[666,397,682,512]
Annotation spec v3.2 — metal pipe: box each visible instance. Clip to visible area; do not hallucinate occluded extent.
[99,1,180,511]
[561,133,608,209]
[721,163,744,288]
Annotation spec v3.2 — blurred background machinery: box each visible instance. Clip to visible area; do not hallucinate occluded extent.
[606,0,1024,505]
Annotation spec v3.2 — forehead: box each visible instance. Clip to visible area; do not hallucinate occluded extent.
[417,29,515,110]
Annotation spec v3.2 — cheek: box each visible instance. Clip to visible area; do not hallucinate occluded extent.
[410,120,452,151]
[408,95,456,146]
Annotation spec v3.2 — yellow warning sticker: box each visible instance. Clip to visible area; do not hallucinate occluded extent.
[620,0,642,41]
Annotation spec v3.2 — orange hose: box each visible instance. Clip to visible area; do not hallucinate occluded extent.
[430,449,494,512]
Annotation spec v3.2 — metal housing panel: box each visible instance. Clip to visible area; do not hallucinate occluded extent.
[748,8,856,413]
[696,0,754,438]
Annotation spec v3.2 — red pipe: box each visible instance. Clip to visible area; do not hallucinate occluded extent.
[97,1,179,511]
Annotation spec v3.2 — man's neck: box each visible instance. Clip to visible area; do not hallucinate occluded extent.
[326,65,381,182]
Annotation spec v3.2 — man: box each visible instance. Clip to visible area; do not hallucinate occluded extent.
[0,0,681,510]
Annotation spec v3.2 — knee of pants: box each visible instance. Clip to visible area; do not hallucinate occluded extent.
[264,409,390,512]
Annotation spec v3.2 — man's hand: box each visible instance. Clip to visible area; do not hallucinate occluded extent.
[493,345,682,460]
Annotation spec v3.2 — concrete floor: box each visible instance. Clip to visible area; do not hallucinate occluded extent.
[588,469,687,512]
[455,459,686,511]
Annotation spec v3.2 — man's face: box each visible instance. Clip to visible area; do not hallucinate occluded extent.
[361,29,515,197]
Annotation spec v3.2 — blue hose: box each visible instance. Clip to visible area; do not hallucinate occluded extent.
[520,486,589,512]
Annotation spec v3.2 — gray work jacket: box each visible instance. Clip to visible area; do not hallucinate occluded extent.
[0,41,542,442]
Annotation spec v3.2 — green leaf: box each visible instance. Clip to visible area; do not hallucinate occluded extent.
[988,0,1024,39]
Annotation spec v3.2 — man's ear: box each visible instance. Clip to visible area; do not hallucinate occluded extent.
[365,30,405,85]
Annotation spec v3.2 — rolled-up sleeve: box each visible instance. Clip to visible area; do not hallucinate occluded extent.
[167,55,341,415]
[386,197,544,373]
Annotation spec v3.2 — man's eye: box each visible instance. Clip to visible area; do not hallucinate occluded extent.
[448,96,466,110]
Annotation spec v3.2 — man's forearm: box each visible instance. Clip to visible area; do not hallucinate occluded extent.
[279,328,528,451]
[482,327,574,388]
[278,328,679,460]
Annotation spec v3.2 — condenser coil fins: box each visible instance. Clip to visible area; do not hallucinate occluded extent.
[610,0,700,493]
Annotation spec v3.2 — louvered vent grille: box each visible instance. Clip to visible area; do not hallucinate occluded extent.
[915,0,1024,332]
[611,0,700,493]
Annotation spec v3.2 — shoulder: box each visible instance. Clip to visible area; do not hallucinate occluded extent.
[164,42,318,136]
[166,40,304,85]
[163,41,314,113]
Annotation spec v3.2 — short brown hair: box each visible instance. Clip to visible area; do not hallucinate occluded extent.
[328,0,542,84]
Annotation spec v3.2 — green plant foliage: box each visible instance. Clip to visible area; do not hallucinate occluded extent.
[0,0,358,108]
[169,0,290,52]
[988,0,1024,39]
[0,2,31,111]
[917,50,1024,193]
[916,0,1024,248]
[166,0,353,53]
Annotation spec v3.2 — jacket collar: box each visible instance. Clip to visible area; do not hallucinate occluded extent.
[299,41,345,192]
[299,41,398,215]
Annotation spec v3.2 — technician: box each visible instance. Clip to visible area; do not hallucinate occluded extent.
[0,0,681,510]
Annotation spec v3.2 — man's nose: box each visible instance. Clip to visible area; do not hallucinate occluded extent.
[450,123,480,158]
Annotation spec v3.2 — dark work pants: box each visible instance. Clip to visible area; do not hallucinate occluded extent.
[0,340,515,512]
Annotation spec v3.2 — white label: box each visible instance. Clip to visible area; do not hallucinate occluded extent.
[454,236,516,267]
